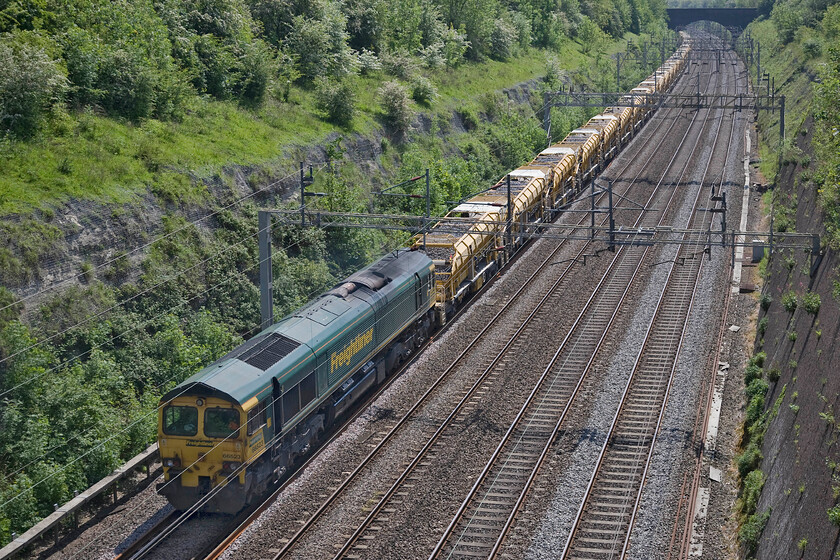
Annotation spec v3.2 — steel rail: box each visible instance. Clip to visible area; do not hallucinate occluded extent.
[327,67,702,559]
[670,45,746,560]
[429,44,726,560]
[619,45,743,558]
[560,38,740,560]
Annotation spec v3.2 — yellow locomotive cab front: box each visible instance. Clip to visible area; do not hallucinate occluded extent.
[157,395,247,513]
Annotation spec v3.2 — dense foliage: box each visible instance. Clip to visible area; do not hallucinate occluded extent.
[0,0,667,138]
[814,44,840,245]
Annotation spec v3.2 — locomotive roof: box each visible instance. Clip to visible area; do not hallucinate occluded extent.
[162,249,432,405]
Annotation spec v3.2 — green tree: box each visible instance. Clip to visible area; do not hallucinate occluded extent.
[0,35,66,138]
[285,0,354,80]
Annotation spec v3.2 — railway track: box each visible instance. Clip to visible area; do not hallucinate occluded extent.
[325,45,729,560]
[107,36,723,560]
[668,42,749,560]
[426,41,737,560]
[268,69,706,559]
[559,40,742,560]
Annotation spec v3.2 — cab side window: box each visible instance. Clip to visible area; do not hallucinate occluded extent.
[247,400,268,435]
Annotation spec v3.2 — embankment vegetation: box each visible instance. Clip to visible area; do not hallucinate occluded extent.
[730,0,840,554]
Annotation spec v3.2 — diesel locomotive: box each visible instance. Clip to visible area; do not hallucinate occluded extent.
[157,36,690,513]
[158,249,434,513]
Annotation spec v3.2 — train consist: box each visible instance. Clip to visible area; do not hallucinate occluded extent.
[156,37,689,514]
[418,37,690,323]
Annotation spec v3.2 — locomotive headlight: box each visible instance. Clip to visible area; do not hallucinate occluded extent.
[222,461,241,472]
[163,457,181,468]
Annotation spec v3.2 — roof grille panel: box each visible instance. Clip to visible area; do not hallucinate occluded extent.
[237,333,300,371]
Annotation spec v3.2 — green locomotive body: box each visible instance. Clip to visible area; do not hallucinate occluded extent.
[158,249,435,513]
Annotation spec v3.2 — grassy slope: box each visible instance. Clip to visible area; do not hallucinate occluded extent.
[746,18,823,181]
[0,36,645,216]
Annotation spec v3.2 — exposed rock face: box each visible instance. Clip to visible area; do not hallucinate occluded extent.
[1,81,546,316]
[752,117,840,558]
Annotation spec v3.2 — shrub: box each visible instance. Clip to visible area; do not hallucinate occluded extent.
[286,5,355,80]
[828,504,840,526]
[746,394,765,427]
[545,57,563,90]
[0,38,67,138]
[750,351,767,368]
[510,11,532,49]
[236,41,275,105]
[419,41,446,69]
[381,51,418,79]
[80,262,94,283]
[741,469,765,517]
[745,363,763,384]
[781,291,798,312]
[802,291,821,314]
[759,292,772,310]
[758,316,768,335]
[771,2,803,44]
[315,78,356,125]
[788,330,797,342]
[410,76,438,105]
[739,509,771,555]
[0,287,23,327]
[802,37,822,58]
[441,26,470,67]
[357,48,382,74]
[737,443,763,478]
[490,16,518,61]
[767,366,781,382]
[746,379,769,402]
[378,81,413,134]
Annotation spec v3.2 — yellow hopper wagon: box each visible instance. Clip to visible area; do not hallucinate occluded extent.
[415,203,504,324]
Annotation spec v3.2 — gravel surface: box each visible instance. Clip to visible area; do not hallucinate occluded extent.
[40,468,170,560]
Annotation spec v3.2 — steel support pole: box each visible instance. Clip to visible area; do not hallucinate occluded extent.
[616,52,621,92]
[258,210,273,330]
[780,95,785,143]
[424,168,430,252]
[590,177,595,240]
[300,162,306,227]
[507,175,513,256]
[543,92,552,146]
[608,181,615,251]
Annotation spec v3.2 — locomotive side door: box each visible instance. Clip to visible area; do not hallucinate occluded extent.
[271,378,282,449]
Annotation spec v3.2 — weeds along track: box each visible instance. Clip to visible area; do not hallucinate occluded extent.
[560,42,742,560]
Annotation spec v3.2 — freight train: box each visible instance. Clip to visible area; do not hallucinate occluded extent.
[156,37,690,514]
